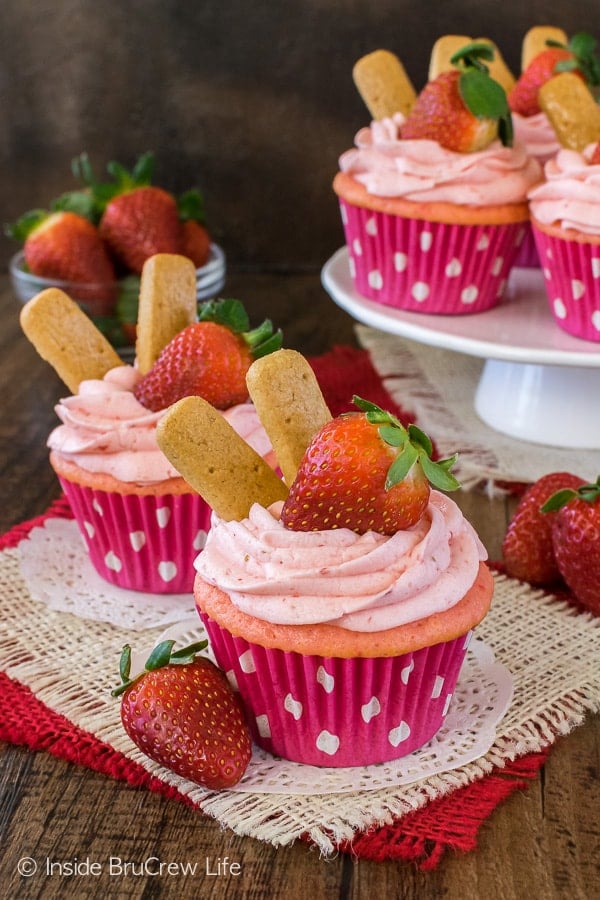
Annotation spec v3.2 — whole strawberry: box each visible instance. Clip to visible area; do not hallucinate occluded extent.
[113,640,252,789]
[6,208,115,286]
[402,41,513,152]
[281,396,459,535]
[134,297,282,411]
[502,472,585,585]
[74,151,180,274]
[509,32,600,117]
[542,476,600,615]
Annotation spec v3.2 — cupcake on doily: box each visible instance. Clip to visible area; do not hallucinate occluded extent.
[528,71,600,341]
[20,254,280,594]
[157,349,494,768]
[334,40,542,315]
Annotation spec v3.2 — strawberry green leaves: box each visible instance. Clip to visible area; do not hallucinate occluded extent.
[352,396,460,493]
[451,41,513,146]
[112,639,209,697]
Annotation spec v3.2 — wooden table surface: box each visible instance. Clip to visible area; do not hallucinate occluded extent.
[1,273,598,900]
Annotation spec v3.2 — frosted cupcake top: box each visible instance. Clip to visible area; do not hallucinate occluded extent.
[194,491,487,632]
[48,365,273,484]
[338,113,542,205]
[528,145,600,235]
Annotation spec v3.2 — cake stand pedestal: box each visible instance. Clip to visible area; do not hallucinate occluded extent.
[322,248,600,449]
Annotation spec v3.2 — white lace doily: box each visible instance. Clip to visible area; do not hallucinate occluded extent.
[148,622,513,795]
[16,515,517,798]
[18,519,195,630]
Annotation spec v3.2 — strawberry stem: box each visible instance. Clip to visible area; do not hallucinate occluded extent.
[198,298,283,359]
[450,41,514,147]
[112,639,208,697]
[352,396,460,492]
[541,475,600,512]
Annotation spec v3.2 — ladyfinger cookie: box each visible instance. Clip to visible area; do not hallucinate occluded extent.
[429,36,514,92]
[135,253,197,375]
[539,73,600,150]
[20,288,123,393]
[353,49,416,119]
[156,395,288,521]
[521,26,568,71]
[428,35,471,81]
[245,349,332,486]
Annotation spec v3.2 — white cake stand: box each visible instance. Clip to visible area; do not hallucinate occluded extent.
[322,247,600,449]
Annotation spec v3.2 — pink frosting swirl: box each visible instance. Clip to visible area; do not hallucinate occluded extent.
[47,365,273,484]
[338,113,542,205]
[194,491,488,632]
[512,111,561,165]
[528,145,600,235]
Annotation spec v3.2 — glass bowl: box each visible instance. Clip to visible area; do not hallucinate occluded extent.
[10,243,226,349]
[10,243,226,309]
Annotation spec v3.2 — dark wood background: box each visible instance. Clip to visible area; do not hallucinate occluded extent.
[1,2,599,274]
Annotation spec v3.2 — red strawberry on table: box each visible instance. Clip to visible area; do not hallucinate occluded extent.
[113,639,252,790]
[6,208,115,285]
[401,41,513,152]
[502,472,585,586]
[542,476,600,615]
[508,32,600,117]
[281,396,460,535]
[134,297,282,411]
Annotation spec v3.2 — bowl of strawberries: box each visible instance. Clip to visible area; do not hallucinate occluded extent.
[7,152,225,348]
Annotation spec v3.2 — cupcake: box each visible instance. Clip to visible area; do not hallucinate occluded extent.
[20,254,280,594]
[528,143,600,341]
[334,42,542,314]
[508,27,596,266]
[157,350,494,767]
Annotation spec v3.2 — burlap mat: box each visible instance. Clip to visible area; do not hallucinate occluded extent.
[1,537,598,855]
[357,325,600,490]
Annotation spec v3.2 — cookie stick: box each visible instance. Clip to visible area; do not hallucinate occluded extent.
[246,349,332,486]
[476,38,515,93]
[522,26,568,70]
[19,287,124,393]
[353,49,416,119]
[135,253,197,375]
[539,73,600,151]
[429,35,515,92]
[428,35,471,80]
[156,396,288,521]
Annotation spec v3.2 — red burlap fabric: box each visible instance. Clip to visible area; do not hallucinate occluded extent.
[0,346,548,868]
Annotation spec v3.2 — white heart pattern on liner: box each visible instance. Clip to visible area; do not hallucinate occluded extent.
[571,279,585,300]
[157,561,177,582]
[316,666,335,693]
[104,551,122,572]
[361,696,381,723]
[316,730,340,756]
[238,649,256,674]
[156,507,171,528]
[129,531,146,551]
[388,721,411,747]
[284,694,303,721]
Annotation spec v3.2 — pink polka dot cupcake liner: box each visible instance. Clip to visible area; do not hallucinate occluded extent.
[532,224,600,342]
[338,199,524,314]
[58,478,211,594]
[198,609,472,767]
